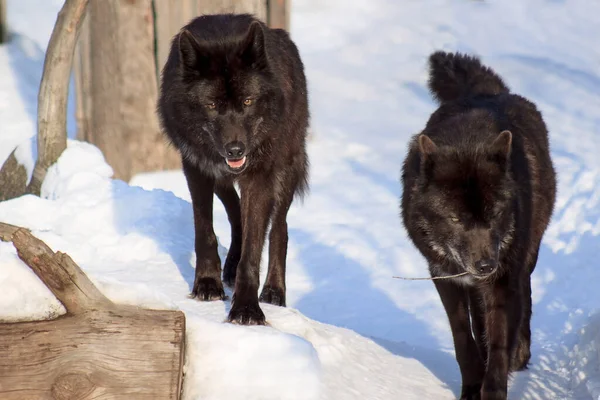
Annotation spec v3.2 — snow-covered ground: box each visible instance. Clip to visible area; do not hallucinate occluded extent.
[2,1,600,399]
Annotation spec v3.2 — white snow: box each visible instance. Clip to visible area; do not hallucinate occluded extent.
[0,142,453,400]
[1,0,600,399]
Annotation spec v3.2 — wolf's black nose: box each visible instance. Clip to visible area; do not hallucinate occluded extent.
[475,259,497,274]
[225,141,245,158]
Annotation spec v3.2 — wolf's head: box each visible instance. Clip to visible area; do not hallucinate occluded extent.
[410,130,515,279]
[173,18,282,174]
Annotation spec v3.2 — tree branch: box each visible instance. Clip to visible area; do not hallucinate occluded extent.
[27,0,89,196]
[0,221,111,313]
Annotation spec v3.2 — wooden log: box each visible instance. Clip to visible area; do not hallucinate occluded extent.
[28,0,89,196]
[0,223,186,399]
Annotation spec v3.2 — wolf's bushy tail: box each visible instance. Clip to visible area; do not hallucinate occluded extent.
[427,51,509,103]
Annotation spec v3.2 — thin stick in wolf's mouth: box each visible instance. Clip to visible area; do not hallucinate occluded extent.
[392,272,470,281]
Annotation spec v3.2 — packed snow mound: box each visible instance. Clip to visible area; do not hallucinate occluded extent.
[0,142,453,399]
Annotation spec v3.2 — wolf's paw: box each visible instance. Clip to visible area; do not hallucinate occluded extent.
[227,295,266,326]
[191,277,226,301]
[259,285,286,307]
[460,383,482,400]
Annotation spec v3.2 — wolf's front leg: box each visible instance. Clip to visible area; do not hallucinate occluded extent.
[433,281,485,400]
[481,283,521,400]
[183,161,225,301]
[215,183,242,288]
[227,175,274,325]
[259,171,298,307]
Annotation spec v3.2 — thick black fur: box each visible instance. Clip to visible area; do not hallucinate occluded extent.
[401,51,556,399]
[158,14,309,325]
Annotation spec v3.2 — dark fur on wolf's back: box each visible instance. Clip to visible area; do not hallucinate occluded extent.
[157,14,309,325]
[401,51,556,399]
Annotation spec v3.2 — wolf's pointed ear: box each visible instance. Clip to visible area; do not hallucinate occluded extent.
[240,21,267,68]
[418,135,438,158]
[178,29,207,71]
[490,130,512,160]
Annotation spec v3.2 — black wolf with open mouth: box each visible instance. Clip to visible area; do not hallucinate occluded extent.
[158,14,309,326]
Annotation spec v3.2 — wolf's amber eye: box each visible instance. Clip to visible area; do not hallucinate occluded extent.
[450,217,459,223]
[243,98,254,106]
[205,102,216,110]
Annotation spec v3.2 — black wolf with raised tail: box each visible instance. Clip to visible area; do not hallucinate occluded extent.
[401,51,556,399]
[158,14,309,326]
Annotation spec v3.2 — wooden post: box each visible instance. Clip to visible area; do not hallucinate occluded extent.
[267,0,290,30]
[0,222,185,399]
[74,0,181,181]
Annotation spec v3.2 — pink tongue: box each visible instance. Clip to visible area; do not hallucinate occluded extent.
[226,156,246,169]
